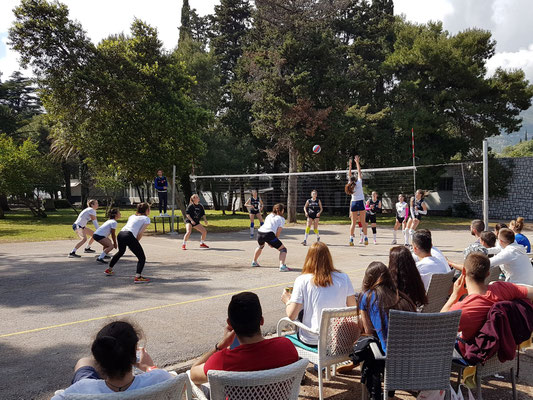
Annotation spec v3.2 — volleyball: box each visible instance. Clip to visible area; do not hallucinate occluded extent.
[313,145,321,154]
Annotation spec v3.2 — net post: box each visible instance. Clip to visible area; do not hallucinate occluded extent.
[412,128,416,195]
[482,140,489,229]
[169,164,177,235]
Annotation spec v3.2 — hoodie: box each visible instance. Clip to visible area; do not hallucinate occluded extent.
[490,242,533,285]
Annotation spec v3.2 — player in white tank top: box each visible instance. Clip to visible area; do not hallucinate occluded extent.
[392,194,409,245]
[346,156,368,246]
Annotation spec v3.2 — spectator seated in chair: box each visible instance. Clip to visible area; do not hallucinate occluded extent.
[463,219,488,258]
[412,230,450,290]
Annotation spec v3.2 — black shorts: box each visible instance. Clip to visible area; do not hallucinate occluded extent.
[93,234,106,242]
[257,231,283,249]
[249,209,260,215]
[414,214,423,221]
[365,214,376,224]
[185,219,200,225]
[396,216,405,224]
[307,212,319,220]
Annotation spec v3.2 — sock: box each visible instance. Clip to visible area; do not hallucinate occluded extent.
[409,229,414,238]
[250,222,255,235]
[313,229,319,238]
[350,235,354,242]
[305,227,310,241]
[260,222,264,226]
[99,251,106,260]
[404,230,409,244]
[373,233,377,241]
[200,239,205,244]
[71,248,77,254]
[135,273,141,278]
[85,245,91,250]
[393,230,397,240]
[182,240,186,245]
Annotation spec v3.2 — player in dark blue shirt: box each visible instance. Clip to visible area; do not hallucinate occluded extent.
[302,190,323,246]
[365,191,382,244]
[244,189,264,238]
[182,194,209,250]
[154,169,168,216]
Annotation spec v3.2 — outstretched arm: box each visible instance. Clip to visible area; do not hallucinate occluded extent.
[354,155,362,180]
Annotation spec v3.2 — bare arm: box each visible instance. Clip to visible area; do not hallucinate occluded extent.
[203,215,208,226]
[185,214,195,225]
[346,295,356,307]
[137,224,148,241]
[448,259,464,271]
[354,155,362,180]
[441,274,465,312]
[276,227,283,238]
[348,158,353,180]
[303,200,309,216]
[318,200,323,216]
[111,228,117,248]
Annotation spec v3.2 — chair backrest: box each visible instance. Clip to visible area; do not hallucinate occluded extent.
[207,358,309,400]
[486,266,502,284]
[63,373,188,400]
[383,310,461,392]
[421,270,455,313]
[317,306,360,361]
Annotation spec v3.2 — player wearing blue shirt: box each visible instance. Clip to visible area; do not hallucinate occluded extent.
[510,217,531,253]
[154,169,168,216]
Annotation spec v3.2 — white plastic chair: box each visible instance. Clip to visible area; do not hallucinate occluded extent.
[61,372,190,399]
[421,270,455,313]
[277,306,360,400]
[187,358,308,400]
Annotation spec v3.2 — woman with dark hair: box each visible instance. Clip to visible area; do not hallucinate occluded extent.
[51,321,172,399]
[388,246,428,308]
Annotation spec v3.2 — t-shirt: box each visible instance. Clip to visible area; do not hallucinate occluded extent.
[359,291,389,352]
[121,215,150,237]
[463,239,488,259]
[186,204,205,224]
[449,282,529,343]
[416,256,450,290]
[489,242,533,285]
[412,247,447,266]
[203,337,298,375]
[258,213,285,234]
[515,233,531,253]
[349,178,364,202]
[51,369,172,400]
[395,201,408,219]
[74,207,97,228]
[290,271,356,345]
[94,219,118,237]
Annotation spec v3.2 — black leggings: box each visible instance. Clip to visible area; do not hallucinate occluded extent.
[109,231,146,274]
[157,191,168,213]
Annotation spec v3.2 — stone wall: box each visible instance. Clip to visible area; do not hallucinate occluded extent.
[451,157,533,221]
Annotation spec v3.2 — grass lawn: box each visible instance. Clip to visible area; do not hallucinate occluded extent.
[0,207,476,243]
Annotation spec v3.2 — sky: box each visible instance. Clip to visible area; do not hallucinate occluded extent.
[1,0,533,81]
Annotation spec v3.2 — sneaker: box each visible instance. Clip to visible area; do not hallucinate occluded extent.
[317,237,320,242]
[84,248,96,253]
[104,254,111,259]
[391,239,397,245]
[134,276,150,284]
[373,239,377,245]
[182,244,186,250]
[301,240,307,246]
[279,265,291,272]
[68,252,81,258]
[96,258,108,264]
[364,237,369,246]
[104,268,114,276]
[162,213,170,217]
[359,238,364,244]
[251,261,260,267]
[200,243,209,249]
[349,240,354,247]
[250,234,254,239]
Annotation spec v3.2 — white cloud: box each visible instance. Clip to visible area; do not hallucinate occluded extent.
[394,0,454,24]
[486,44,533,83]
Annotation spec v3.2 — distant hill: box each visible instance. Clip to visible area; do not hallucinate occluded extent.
[488,107,533,153]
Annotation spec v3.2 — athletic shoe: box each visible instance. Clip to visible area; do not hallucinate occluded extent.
[134,276,150,284]
[373,240,377,245]
[279,265,291,272]
[182,244,186,250]
[391,239,397,245]
[250,234,254,239]
[96,258,107,264]
[317,237,320,242]
[104,254,111,259]
[364,237,369,246]
[200,243,209,249]
[162,213,170,217]
[349,240,354,247]
[301,240,307,246]
[84,248,96,253]
[104,268,114,276]
[68,252,81,258]
[359,238,364,244]
[251,261,260,267]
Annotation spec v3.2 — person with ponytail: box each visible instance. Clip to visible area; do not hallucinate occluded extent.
[183,194,209,250]
[51,320,172,399]
[302,189,323,246]
[510,217,531,253]
[244,189,264,239]
[345,155,368,246]
[93,208,121,264]
[405,189,428,245]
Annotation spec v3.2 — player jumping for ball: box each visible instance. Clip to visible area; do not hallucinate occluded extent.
[244,189,264,238]
[302,189,323,246]
[392,194,409,245]
[405,189,428,245]
[365,191,381,245]
[252,203,290,272]
[183,194,209,250]
[345,155,368,246]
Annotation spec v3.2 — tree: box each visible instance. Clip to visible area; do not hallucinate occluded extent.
[501,139,533,157]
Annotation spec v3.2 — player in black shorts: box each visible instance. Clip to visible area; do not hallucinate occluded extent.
[365,191,382,245]
[252,204,289,272]
[244,189,264,238]
[182,194,209,250]
[406,189,428,245]
[302,190,323,246]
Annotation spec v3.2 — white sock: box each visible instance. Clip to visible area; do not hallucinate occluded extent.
[200,239,205,244]
[404,230,409,244]
[373,233,377,241]
[99,251,106,259]
[250,227,254,235]
[71,248,77,254]
[409,229,414,238]
[350,235,354,241]
[85,245,91,249]
[182,240,186,245]
[393,230,397,240]
[304,232,309,241]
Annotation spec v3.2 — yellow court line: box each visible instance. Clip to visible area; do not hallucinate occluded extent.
[0,282,291,339]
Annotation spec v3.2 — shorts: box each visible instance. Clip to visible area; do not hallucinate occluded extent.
[72,224,84,231]
[414,214,423,221]
[257,231,283,249]
[92,234,105,242]
[396,216,405,224]
[307,212,318,220]
[365,214,376,224]
[71,366,101,384]
[350,200,365,212]
[185,219,200,225]
[249,209,260,215]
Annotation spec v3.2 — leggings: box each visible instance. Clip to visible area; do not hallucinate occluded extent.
[109,231,146,274]
[157,191,168,213]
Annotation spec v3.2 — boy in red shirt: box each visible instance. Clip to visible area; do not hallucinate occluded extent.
[189,292,298,385]
[441,253,533,352]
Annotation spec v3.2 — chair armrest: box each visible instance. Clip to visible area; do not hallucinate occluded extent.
[276,317,319,336]
[369,342,386,361]
[186,370,208,400]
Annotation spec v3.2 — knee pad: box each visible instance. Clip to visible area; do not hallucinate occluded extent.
[250,222,254,228]
[372,227,377,234]
[305,227,311,234]
[358,222,362,228]
[280,248,287,254]
[314,229,319,235]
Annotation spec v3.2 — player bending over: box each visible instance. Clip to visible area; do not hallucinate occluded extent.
[302,190,323,246]
[183,194,209,250]
[252,203,290,272]
[392,194,409,245]
[365,191,381,245]
[93,208,120,264]
[345,155,368,246]
[68,199,99,258]
[244,189,264,238]
[405,189,428,245]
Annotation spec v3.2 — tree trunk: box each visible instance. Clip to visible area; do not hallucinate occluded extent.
[287,143,298,223]
[79,158,90,206]
[0,203,4,219]
[0,194,10,212]
[210,182,220,210]
[135,185,145,203]
[62,162,72,202]
[226,179,234,213]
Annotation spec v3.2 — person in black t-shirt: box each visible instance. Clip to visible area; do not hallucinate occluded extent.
[182,194,209,250]
[302,190,323,246]
[365,191,382,245]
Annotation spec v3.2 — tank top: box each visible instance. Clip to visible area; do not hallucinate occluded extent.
[249,196,260,212]
[414,199,424,215]
[307,198,321,214]
[366,199,380,215]
[396,201,408,219]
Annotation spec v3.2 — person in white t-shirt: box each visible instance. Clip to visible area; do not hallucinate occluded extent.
[392,194,409,245]
[252,203,290,272]
[93,208,121,264]
[489,228,533,285]
[412,230,450,290]
[106,203,151,284]
[68,199,100,258]
[281,242,357,346]
[345,155,368,246]
[51,320,172,400]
